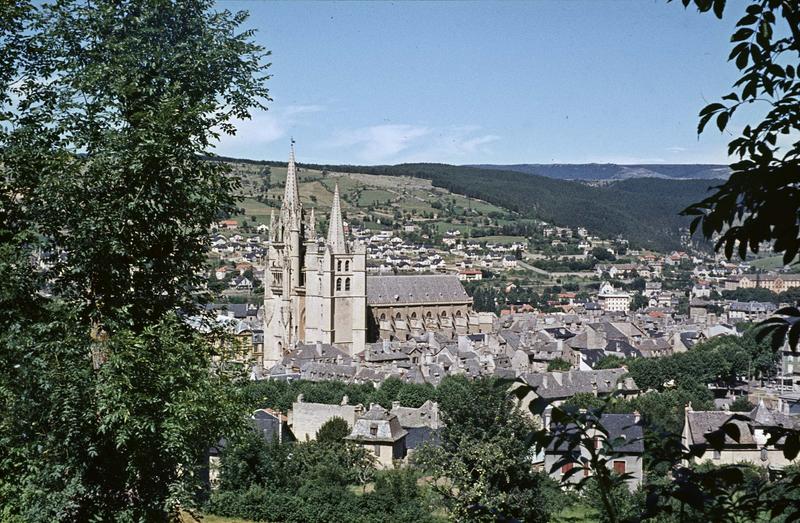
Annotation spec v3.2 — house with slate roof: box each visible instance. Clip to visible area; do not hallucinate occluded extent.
[346,404,408,468]
[682,401,800,470]
[544,413,644,491]
[514,368,639,416]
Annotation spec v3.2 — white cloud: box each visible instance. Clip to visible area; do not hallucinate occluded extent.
[214,104,326,157]
[283,104,326,116]
[328,124,432,162]
[327,123,500,163]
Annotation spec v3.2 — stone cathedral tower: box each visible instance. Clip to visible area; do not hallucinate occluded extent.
[263,143,367,365]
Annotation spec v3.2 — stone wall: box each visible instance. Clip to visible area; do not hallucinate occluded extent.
[288,398,364,442]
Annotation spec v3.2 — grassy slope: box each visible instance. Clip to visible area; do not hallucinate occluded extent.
[227,161,508,236]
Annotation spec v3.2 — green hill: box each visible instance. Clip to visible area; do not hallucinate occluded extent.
[218,155,717,252]
[282,162,717,251]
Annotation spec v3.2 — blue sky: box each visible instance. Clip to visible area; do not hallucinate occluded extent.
[215,0,746,165]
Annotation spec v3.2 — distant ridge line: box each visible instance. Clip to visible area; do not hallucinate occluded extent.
[467,163,730,181]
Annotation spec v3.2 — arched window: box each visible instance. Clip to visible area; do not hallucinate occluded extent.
[411,312,417,319]
[426,311,432,318]
[380,313,386,320]
[345,278,351,291]
[337,260,342,272]
[395,312,402,320]
[345,260,350,272]
[456,310,462,317]
[336,278,342,291]
[441,310,447,318]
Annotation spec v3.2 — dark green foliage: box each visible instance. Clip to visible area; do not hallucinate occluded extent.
[595,355,627,370]
[1,307,247,522]
[580,478,645,523]
[729,396,756,412]
[532,257,597,272]
[592,247,617,261]
[209,436,439,522]
[3,0,269,328]
[316,417,351,443]
[0,1,268,521]
[629,293,649,311]
[415,376,560,522]
[721,287,781,303]
[680,0,800,266]
[547,357,573,372]
[627,331,777,391]
[240,376,440,412]
[562,392,608,412]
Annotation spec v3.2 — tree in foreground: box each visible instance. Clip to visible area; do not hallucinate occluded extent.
[415,377,565,522]
[0,0,269,521]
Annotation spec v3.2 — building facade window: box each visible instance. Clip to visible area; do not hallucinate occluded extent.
[336,278,342,291]
[613,461,626,474]
[337,260,342,271]
[345,278,351,291]
[345,260,350,272]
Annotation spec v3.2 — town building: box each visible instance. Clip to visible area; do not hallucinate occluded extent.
[597,282,631,313]
[346,404,408,468]
[682,401,799,469]
[544,413,644,491]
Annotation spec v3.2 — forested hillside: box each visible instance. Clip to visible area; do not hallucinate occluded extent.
[267,161,717,251]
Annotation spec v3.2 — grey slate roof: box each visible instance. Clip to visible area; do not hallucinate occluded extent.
[367,275,472,305]
[520,368,637,399]
[547,413,644,454]
[685,402,799,448]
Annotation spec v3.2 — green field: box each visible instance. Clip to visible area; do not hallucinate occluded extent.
[358,188,394,206]
[552,504,600,522]
[749,255,800,272]
[475,235,527,244]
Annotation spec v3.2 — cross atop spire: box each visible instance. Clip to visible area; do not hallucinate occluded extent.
[283,141,301,212]
[327,183,347,253]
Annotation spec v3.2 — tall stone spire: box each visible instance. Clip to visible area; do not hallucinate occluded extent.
[269,209,276,241]
[327,183,347,253]
[305,207,317,241]
[283,141,301,212]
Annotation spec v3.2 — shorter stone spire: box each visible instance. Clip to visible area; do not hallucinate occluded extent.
[327,183,347,253]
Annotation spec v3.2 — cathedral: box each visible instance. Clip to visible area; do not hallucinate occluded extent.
[263,144,367,364]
